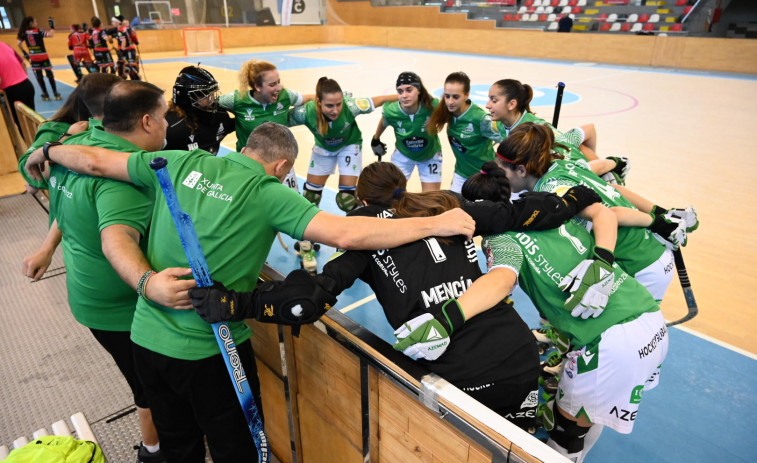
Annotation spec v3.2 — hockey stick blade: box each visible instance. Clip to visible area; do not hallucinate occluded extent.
[149,157,269,463]
[666,249,699,327]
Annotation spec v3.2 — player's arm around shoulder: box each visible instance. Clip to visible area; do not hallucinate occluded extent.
[26,144,132,183]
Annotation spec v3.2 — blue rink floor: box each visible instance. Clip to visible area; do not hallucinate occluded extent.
[260,180,757,463]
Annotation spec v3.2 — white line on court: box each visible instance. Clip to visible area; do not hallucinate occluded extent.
[339,294,377,314]
[671,324,757,360]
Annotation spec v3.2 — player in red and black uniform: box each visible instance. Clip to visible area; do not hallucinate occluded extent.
[110,15,140,80]
[89,17,115,74]
[17,16,60,100]
[67,24,95,83]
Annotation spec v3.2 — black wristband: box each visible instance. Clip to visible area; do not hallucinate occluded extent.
[436,299,466,334]
[43,141,62,161]
[57,132,72,141]
[593,246,615,266]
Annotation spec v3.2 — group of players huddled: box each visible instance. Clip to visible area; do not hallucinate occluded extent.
[16,14,140,102]
[17,53,699,462]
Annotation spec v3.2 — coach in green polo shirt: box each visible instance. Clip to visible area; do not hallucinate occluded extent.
[26,80,476,463]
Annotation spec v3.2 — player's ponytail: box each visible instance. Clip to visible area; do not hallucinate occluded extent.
[239,59,277,96]
[492,79,535,116]
[461,161,512,204]
[497,122,561,178]
[314,77,342,136]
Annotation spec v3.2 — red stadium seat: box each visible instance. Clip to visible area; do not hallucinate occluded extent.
[551,0,559,6]
[621,22,631,31]
[600,22,612,31]
[643,23,655,31]
[638,14,649,23]
[514,13,522,20]
[524,0,534,6]
[569,0,577,5]
[572,6,582,13]
[598,13,608,22]
[538,14,547,21]
[683,6,692,14]
[671,23,683,31]
[675,0,686,5]
[503,13,514,21]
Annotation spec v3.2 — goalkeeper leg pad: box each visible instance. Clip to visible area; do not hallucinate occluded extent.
[548,407,592,455]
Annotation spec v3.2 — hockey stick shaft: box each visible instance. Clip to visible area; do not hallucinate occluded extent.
[136,44,147,81]
[666,249,699,327]
[552,82,565,128]
[149,157,268,463]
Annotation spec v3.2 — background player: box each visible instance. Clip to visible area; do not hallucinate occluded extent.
[67,24,95,83]
[89,17,116,74]
[427,72,501,193]
[17,16,60,100]
[110,15,140,80]
[372,72,443,191]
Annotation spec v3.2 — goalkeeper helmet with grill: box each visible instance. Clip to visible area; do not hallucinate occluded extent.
[173,66,219,113]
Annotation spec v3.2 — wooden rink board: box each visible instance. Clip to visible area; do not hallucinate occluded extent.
[40,42,757,356]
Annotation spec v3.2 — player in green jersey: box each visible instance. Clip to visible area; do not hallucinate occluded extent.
[395,161,668,462]
[371,72,443,191]
[498,122,692,302]
[289,76,397,212]
[486,79,629,183]
[427,72,502,193]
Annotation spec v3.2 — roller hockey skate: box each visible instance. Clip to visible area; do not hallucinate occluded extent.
[294,240,320,275]
[540,350,564,378]
[54,92,62,100]
[41,93,51,101]
[533,324,571,356]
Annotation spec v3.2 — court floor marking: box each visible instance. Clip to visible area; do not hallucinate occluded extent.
[338,294,378,314]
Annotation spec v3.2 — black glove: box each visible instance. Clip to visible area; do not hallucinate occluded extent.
[189,270,337,325]
[560,185,603,215]
[371,137,387,156]
[48,17,55,29]
[22,51,30,62]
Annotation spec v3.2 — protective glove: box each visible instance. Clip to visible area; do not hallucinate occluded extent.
[668,206,699,233]
[600,156,630,186]
[558,247,615,319]
[48,17,56,29]
[649,212,686,250]
[188,270,336,325]
[393,299,466,361]
[512,186,601,230]
[371,137,387,157]
[560,185,602,216]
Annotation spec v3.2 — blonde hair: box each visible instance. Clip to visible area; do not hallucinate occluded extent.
[239,59,277,96]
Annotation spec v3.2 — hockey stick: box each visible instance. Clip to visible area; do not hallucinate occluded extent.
[149,157,269,463]
[136,44,147,81]
[666,248,699,327]
[552,82,565,128]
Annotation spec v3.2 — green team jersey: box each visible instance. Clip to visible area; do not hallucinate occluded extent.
[446,104,501,178]
[534,159,665,276]
[381,99,441,162]
[494,110,558,139]
[19,119,105,188]
[18,121,70,188]
[554,132,588,163]
[483,224,659,348]
[289,97,375,151]
[126,149,320,360]
[48,127,152,331]
[219,89,302,152]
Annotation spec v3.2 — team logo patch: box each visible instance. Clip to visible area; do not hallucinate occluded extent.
[182,171,202,188]
[50,176,57,188]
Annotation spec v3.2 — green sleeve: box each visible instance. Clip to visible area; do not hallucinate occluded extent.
[485,233,524,272]
[218,92,235,111]
[480,115,502,142]
[260,180,320,240]
[346,97,375,118]
[288,105,307,127]
[95,180,153,235]
[17,121,71,188]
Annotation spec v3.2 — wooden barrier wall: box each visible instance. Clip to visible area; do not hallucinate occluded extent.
[247,312,561,462]
[2,21,756,74]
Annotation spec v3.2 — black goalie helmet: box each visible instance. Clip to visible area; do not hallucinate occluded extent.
[172,66,220,112]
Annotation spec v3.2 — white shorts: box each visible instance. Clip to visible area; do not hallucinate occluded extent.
[449,172,468,193]
[282,167,299,192]
[561,127,586,147]
[391,150,443,184]
[307,144,362,178]
[557,310,668,434]
[633,249,675,302]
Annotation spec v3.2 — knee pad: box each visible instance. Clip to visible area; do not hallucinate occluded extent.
[303,183,323,207]
[336,189,357,212]
[548,406,592,454]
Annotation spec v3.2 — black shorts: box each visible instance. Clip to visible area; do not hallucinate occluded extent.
[30,59,52,71]
[93,50,114,66]
[88,328,148,408]
[133,339,262,462]
[460,375,539,431]
[122,49,138,64]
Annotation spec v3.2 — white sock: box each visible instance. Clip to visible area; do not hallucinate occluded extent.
[143,442,160,453]
[577,425,603,463]
[546,438,581,462]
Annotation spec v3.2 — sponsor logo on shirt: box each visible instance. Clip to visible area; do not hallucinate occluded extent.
[183,171,202,188]
[244,108,255,121]
[371,248,407,293]
[403,136,428,152]
[463,123,474,133]
[420,277,473,309]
